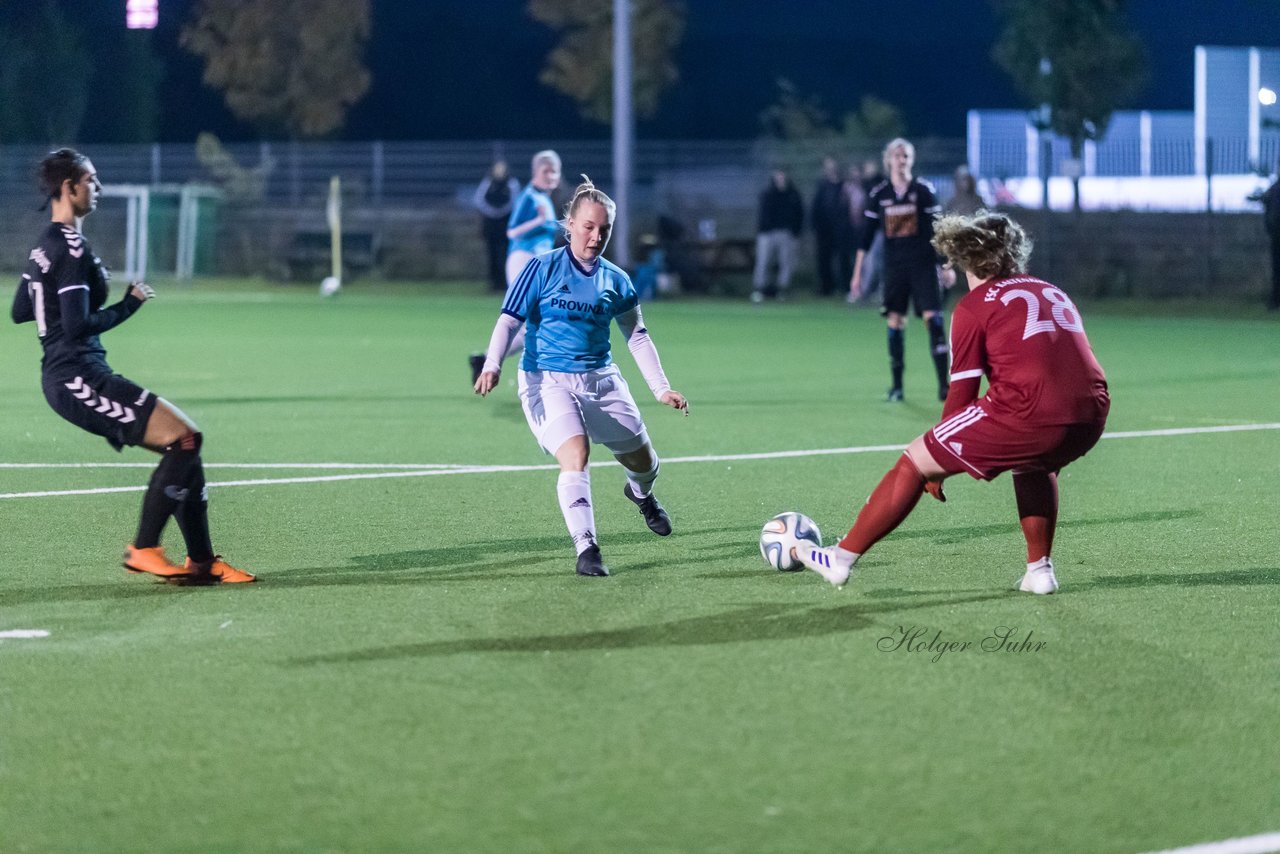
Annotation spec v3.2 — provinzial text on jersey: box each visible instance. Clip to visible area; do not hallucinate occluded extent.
[548,297,608,314]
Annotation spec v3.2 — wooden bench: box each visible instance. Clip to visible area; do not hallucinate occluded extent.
[286,231,381,280]
[695,237,755,277]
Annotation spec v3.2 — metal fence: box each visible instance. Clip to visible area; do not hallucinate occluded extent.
[0,139,972,280]
[0,138,970,210]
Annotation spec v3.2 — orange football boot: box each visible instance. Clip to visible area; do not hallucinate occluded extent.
[123,545,191,578]
[183,555,257,584]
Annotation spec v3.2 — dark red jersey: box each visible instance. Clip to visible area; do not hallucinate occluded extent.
[948,275,1108,426]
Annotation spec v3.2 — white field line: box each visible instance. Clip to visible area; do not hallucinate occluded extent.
[0,629,51,640]
[1140,831,1280,854]
[0,422,1277,501]
[0,462,472,470]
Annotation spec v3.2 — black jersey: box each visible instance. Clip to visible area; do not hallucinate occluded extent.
[11,222,142,379]
[861,177,943,268]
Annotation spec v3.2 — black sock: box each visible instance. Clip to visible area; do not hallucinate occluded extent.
[927,314,950,387]
[174,465,214,564]
[134,433,204,552]
[887,327,905,389]
[134,465,175,549]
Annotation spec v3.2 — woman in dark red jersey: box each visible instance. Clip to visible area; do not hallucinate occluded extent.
[800,210,1109,594]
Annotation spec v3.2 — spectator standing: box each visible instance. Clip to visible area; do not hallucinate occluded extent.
[752,169,804,303]
[945,165,985,216]
[472,159,520,292]
[841,163,867,285]
[941,165,987,307]
[1259,167,1280,311]
[811,157,850,297]
[852,157,886,304]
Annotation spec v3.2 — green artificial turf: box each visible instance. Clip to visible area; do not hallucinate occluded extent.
[1,280,1277,852]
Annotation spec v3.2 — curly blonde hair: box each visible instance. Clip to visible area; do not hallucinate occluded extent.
[931,210,1033,280]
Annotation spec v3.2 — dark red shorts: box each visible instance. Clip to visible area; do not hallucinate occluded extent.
[923,404,1107,481]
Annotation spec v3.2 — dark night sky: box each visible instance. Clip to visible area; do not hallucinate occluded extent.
[151,0,1279,142]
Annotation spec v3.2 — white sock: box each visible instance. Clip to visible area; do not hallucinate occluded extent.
[833,546,859,569]
[1027,556,1052,572]
[557,471,597,555]
[624,461,659,499]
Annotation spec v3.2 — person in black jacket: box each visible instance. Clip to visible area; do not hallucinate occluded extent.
[752,169,804,303]
[473,159,520,293]
[11,148,254,585]
[811,157,851,297]
[1258,165,1280,311]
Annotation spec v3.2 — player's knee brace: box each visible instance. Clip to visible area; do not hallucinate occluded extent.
[157,431,205,502]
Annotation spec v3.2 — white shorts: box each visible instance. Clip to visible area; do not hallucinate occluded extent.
[518,364,650,456]
[506,250,535,287]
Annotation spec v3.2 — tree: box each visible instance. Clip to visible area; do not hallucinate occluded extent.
[758,78,831,142]
[528,0,685,124]
[759,81,906,147]
[181,0,372,138]
[992,0,1147,209]
[0,0,92,142]
[755,79,908,177]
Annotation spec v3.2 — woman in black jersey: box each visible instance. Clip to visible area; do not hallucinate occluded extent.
[11,148,254,584]
[850,138,957,402]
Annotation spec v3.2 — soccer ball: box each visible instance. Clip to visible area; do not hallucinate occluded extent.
[319,276,342,297]
[759,512,822,572]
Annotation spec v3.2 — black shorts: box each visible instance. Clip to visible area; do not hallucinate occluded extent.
[43,371,157,451]
[882,262,942,316]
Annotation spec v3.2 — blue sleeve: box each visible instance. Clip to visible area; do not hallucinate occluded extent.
[611,269,639,316]
[508,192,537,231]
[501,256,542,320]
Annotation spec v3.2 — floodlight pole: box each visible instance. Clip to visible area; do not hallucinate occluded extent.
[612,0,633,268]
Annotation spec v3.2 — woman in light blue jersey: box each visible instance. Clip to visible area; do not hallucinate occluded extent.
[505,150,562,284]
[475,176,689,577]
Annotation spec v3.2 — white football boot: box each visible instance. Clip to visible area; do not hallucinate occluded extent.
[1018,558,1059,595]
[798,545,853,588]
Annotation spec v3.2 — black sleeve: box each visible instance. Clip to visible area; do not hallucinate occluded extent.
[58,285,143,339]
[12,277,34,324]
[860,206,881,251]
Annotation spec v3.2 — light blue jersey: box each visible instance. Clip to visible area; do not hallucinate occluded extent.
[501,247,639,373]
[506,185,559,256]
